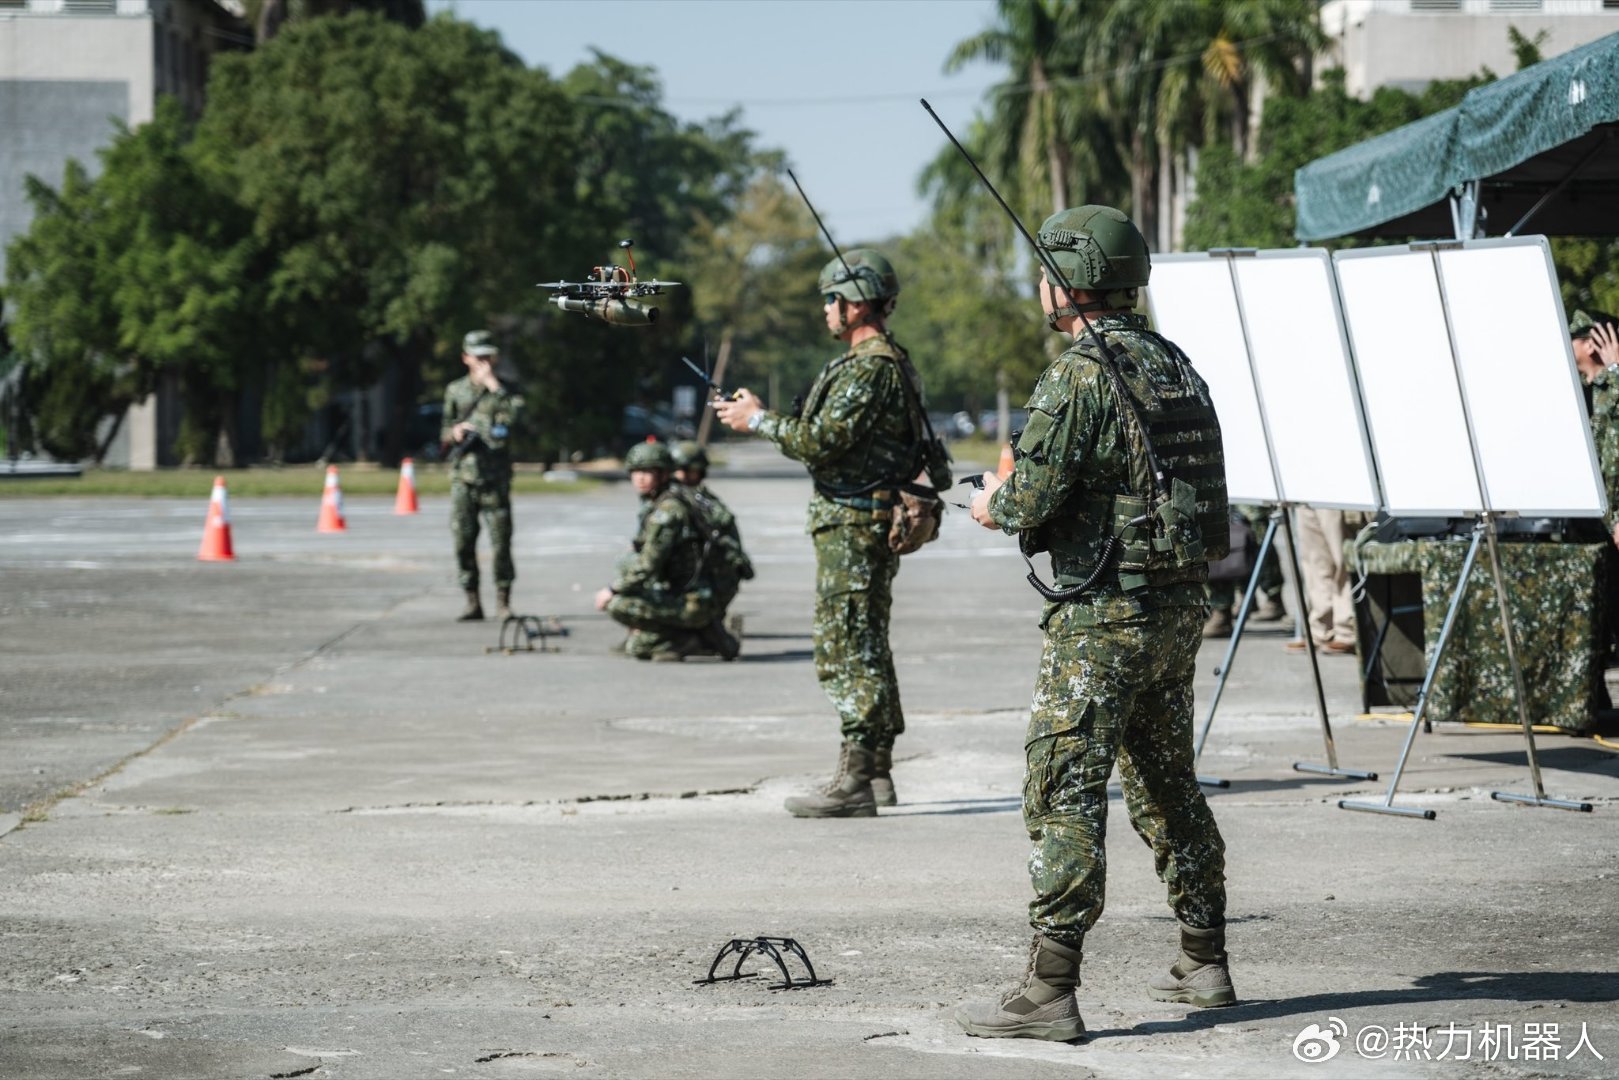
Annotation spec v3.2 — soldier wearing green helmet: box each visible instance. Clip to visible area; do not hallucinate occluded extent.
[713,245,942,817]
[593,440,740,662]
[958,206,1235,1042]
[443,329,523,622]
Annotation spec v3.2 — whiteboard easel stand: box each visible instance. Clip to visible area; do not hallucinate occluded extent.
[1339,241,1592,819]
[1193,503,1378,787]
[1338,513,1591,817]
[1191,249,1379,787]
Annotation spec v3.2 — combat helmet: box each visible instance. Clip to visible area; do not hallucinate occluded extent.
[624,440,673,472]
[818,248,899,336]
[670,440,708,472]
[1036,206,1150,329]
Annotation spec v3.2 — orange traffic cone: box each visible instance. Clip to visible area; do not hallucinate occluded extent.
[394,457,419,515]
[197,475,235,562]
[997,443,1015,480]
[317,465,347,533]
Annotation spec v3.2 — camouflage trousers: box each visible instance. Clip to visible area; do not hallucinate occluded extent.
[450,480,513,591]
[1024,603,1226,948]
[1209,505,1282,611]
[812,521,903,750]
[606,584,733,659]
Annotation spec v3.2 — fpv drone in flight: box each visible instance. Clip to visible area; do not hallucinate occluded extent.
[538,239,680,326]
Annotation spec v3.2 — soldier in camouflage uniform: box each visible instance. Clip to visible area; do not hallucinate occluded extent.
[958,207,1234,1042]
[672,441,755,625]
[594,441,740,662]
[1570,310,1619,548]
[442,330,523,621]
[712,249,927,817]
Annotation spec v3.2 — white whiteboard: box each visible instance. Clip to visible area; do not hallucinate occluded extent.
[1148,258,1278,504]
[1334,249,1484,516]
[1231,252,1380,510]
[1436,240,1605,517]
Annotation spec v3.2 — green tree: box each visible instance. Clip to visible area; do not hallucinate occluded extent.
[4,100,264,464]
[198,12,578,464]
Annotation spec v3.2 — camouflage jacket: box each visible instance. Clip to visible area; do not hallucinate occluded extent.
[441,375,523,487]
[1590,368,1619,534]
[676,481,754,583]
[988,313,1210,626]
[756,335,920,533]
[612,488,709,598]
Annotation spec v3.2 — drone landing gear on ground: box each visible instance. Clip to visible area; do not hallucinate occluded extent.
[485,614,568,655]
[694,937,828,990]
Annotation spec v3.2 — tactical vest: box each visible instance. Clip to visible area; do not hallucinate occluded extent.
[803,342,948,506]
[1065,331,1229,593]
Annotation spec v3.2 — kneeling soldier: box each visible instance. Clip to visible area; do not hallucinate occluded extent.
[594,441,741,661]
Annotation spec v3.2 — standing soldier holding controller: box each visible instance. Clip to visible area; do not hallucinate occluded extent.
[712,249,936,818]
[959,207,1235,1041]
[443,330,522,622]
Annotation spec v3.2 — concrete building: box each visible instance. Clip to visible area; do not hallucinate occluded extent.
[0,0,247,467]
[1321,0,1619,98]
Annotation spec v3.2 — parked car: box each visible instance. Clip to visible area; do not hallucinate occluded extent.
[977,408,1030,441]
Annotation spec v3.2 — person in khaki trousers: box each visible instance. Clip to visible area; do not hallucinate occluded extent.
[1287,508,1359,654]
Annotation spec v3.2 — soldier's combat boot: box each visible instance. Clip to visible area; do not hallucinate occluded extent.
[783,741,877,818]
[1252,594,1287,623]
[496,587,512,620]
[956,935,1085,1042]
[1201,606,1233,638]
[870,746,896,807]
[1148,922,1236,1008]
[699,619,741,661]
[457,589,484,622]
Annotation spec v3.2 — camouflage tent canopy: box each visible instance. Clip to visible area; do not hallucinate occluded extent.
[1294,31,1619,242]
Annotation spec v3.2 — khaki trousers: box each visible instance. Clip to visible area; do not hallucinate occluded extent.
[1293,507,1355,646]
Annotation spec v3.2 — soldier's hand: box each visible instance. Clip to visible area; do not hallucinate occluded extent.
[468,357,502,392]
[970,471,1003,529]
[593,587,615,611]
[1594,323,1619,369]
[1611,522,1619,551]
[451,422,473,442]
[712,389,764,434]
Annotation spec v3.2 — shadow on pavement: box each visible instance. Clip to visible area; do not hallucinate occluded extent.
[888,797,1022,817]
[1087,970,1619,1042]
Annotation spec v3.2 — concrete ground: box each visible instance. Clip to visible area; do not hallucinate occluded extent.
[2,446,1617,1079]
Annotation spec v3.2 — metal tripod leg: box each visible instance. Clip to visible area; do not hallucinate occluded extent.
[1341,526,1486,819]
[1480,517,1593,813]
[1193,512,1280,788]
[1283,506,1377,781]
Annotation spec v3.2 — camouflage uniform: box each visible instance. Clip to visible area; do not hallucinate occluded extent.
[987,313,1227,946]
[443,375,522,593]
[606,487,727,658]
[755,335,919,751]
[1207,504,1283,612]
[676,480,754,615]
[1590,367,1619,537]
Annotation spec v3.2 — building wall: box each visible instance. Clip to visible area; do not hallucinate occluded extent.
[1321,1,1619,97]
[0,0,244,468]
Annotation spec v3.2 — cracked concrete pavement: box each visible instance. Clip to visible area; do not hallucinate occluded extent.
[3,449,1617,1079]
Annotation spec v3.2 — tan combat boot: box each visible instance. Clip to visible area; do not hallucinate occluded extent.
[699,619,740,661]
[457,589,484,622]
[496,587,512,620]
[1201,606,1233,638]
[1148,922,1236,1007]
[956,935,1085,1042]
[783,741,877,818]
[870,746,896,807]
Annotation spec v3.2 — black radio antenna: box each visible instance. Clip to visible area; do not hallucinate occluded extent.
[918,98,1165,491]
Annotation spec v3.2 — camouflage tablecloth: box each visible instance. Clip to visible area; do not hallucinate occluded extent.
[1356,539,1609,732]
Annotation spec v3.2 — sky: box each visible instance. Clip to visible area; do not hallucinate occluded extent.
[425,0,1003,240]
